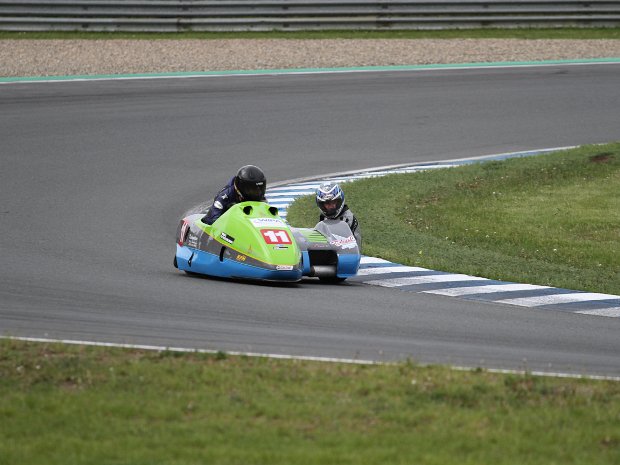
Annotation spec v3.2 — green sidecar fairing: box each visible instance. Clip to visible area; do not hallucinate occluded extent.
[174,201,360,282]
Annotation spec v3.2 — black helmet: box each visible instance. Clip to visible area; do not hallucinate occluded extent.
[235,165,266,201]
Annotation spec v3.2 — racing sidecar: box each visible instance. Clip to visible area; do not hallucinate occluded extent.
[174,201,360,283]
[292,219,361,283]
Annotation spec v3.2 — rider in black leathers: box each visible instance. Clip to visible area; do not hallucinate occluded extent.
[202,165,267,225]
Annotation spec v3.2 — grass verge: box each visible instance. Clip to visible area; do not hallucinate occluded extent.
[1,339,619,464]
[288,143,620,295]
[1,28,620,40]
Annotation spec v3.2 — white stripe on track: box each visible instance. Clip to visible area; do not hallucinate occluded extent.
[264,197,296,203]
[268,185,321,192]
[424,283,551,296]
[357,265,429,276]
[360,256,393,265]
[365,275,489,287]
[266,191,313,197]
[267,192,315,197]
[575,307,620,318]
[497,293,620,307]
[6,336,620,381]
[266,201,292,206]
[3,336,378,365]
[268,145,620,320]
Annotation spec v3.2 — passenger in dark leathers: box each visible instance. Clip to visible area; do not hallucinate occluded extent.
[316,181,362,250]
[202,165,267,225]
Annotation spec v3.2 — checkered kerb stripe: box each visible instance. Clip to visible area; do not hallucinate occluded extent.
[265,152,620,318]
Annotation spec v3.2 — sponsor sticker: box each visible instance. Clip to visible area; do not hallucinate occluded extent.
[329,234,357,250]
[220,232,235,244]
[236,254,246,262]
[178,221,189,246]
[276,265,294,271]
[186,233,199,248]
[251,218,286,228]
[261,229,292,245]
[273,245,289,250]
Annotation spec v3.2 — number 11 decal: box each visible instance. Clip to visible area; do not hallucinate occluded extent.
[261,229,292,244]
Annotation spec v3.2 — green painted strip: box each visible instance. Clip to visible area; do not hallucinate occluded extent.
[1,57,619,83]
[298,229,329,243]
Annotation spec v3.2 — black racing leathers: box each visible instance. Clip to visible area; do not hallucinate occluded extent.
[201,177,266,225]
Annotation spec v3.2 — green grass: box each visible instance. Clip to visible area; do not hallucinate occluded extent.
[1,28,620,40]
[1,339,619,465]
[288,143,620,295]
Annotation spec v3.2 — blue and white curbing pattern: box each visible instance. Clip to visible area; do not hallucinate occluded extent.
[265,148,620,318]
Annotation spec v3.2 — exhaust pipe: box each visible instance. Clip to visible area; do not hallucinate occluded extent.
[310,265,337,278]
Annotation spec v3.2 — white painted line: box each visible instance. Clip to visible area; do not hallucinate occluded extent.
[266,197,310,203]
[497,293,620,307]
[268,145,577,190]
[575,307,620,318]
[266,201,292,206]
[3,336,377,365]
[268,185,321,192]
[424,283,552,297]
[266,192,314,198]
[6,336,620,381]
[264,196,296,203]
[356,265,430,276]
[451,365,620,382]
[324,177,355,183]
[278,181,327,188]
[265,200,292,205]
[345,171,394,177]
[334,176,370,181]
[266,191,313,197]
[365,274,489,287]
[360,256,393,265]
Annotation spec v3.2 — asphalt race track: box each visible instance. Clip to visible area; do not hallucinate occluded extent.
[1,63,619,377]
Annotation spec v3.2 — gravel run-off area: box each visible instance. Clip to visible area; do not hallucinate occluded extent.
[1,39,620,77]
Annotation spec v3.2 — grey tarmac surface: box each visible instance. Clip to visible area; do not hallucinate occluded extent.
[1,63,619,376]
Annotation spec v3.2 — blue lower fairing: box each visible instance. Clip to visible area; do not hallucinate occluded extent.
[301,251,312,276]
[300,250,360,279]
[176,245,302,282]
[336,253,361,278]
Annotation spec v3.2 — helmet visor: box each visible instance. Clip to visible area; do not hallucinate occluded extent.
[238,180,266,201]
[319,198,343,216]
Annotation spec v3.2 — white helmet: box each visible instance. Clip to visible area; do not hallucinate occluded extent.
[316,182,345,218]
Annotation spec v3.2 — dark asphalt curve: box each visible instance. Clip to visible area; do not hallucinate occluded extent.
[1,64,619,377]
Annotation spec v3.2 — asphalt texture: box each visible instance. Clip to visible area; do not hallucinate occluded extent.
[1,63,619,376]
